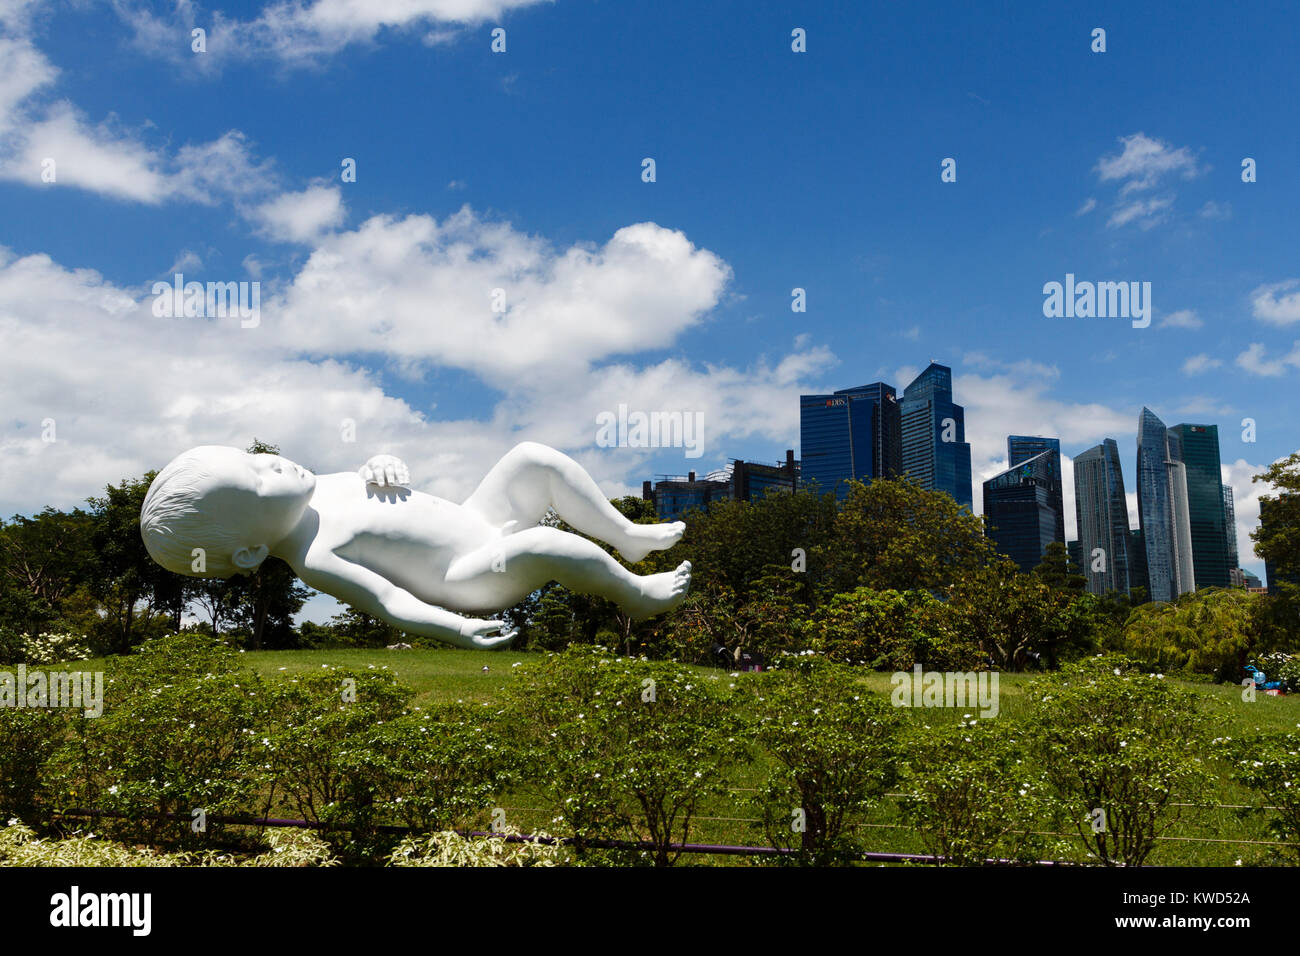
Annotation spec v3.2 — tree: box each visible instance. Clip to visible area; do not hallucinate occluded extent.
[1120,588,1257,681]
[665,566,805,665]
[1033,541,1086,593]
[818,478,999,595]
[0,508,97,641]
[87,475,184,652]
[1252,452,1300,584]
[802,587,974,670]
[946,561,1103,670]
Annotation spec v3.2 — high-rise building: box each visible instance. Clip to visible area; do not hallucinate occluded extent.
[1222,484,1238,572]
[1008,436,1065,545]
[1072,439,1131,595]
[799,383,901,498]
[901,363,972,509]
[1137,408,1195,602]
[1168,424,1231,589]
[1167,458,1197,594]
[982,450,1064,572]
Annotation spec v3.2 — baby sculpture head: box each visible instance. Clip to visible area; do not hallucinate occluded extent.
[140,446,316,577]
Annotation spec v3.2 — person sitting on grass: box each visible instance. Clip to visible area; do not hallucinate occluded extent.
[141,442,690,650]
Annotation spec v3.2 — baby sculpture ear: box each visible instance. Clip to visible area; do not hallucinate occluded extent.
[232,544,270,572]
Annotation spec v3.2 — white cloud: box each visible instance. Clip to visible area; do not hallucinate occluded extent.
[1235,342,1300,377]
[1095,132,1202,194]
[118,0,554,67]
[270,208,733,385]
[1075,197,1096,216]
[252,184,346,243]
[1250,279,1300,326]
[1159,309,1202,329]
[963,352,1059,381]
[1092,133,1202,230]
[0,31,277,205]
[1199,200,1231,220]
[167,249,203,274]
[1107,196,1173,230]
[1181,354,1222,375]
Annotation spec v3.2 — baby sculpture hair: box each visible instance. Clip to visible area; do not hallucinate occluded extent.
[140,442,691,649]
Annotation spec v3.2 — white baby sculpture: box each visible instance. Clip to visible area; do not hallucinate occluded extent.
[140,442,691,649]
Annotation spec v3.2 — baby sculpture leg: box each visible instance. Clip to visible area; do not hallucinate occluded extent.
[462,442,685,561]
[444,526,691,619]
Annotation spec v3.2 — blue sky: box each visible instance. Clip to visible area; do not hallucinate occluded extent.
[1,0,1296,616]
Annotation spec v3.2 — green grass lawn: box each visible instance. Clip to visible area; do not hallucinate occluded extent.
[229,648,1300,865]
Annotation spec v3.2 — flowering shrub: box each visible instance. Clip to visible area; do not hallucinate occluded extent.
[1027,655,1210,865]
[253,666,412,839]
[504,645,747,866]
[750,655,903,863]
[0,631,93,666]
[1216,730,1300,863]
[898,718,1053,865]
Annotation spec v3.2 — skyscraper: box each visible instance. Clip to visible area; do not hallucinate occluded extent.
[982,449,1064,573]
[1222,484,1238,572]
[1072,439,1131,595]
[1008,436,1065,545]
[901,363,972,509]
[1167,458,1197,595]
[1136,408,1195,602]
[798,383,901,498]
[1168,424,1230,589]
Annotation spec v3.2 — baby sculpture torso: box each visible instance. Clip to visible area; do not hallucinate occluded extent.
[295,471,497,610]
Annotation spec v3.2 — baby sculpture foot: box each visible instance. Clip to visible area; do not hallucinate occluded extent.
[618,521,686,563]
[627,561,692,619]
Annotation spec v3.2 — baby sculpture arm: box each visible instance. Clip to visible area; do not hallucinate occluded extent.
[299,547,517,650]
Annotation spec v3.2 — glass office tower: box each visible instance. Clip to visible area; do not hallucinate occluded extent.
[1008,436,1065,545]
[799,383,901,499]
[1168,424,1230,589]
[982,449,1063,572]
[1072,439,1131,595]
[1137,408,1195,602]
[900,363,973,509]
[1222,484,1238,571]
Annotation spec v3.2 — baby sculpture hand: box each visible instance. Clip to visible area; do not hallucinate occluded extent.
[359,454,410,489]
[459,617,519,649]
